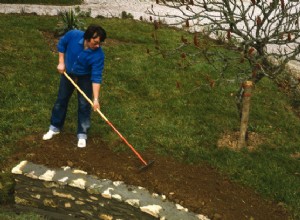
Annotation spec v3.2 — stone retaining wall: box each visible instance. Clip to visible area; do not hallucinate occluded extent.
[11,160,209,220]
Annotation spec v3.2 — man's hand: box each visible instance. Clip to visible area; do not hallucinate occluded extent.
[57,63,65,74]
[93,99,100,111]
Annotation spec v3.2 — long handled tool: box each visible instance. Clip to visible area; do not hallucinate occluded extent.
[63,72,154,171]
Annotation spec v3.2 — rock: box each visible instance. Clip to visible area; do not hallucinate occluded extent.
[140,204,162,218]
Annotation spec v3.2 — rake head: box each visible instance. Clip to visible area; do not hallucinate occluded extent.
[138,160,155,172]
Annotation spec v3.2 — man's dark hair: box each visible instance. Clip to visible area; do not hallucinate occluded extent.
[83,24,107,42]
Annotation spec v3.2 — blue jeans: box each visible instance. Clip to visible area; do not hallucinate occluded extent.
[49,74,92,140]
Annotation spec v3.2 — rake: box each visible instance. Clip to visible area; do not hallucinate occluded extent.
[63,72,154,171]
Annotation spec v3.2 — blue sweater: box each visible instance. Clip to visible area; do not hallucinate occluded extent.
[57,30,105,84]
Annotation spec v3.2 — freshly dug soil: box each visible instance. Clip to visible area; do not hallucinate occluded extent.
[5,132,290,220]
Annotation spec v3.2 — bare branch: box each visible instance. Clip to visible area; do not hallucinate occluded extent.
[148,0,300,82]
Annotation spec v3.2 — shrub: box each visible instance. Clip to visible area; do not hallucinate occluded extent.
[121,11,134,19]
[55,8,85,37]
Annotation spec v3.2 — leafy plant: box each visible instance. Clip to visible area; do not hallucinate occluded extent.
[74,6,91,18]
[55,8,85,37]
[121,11,134,19]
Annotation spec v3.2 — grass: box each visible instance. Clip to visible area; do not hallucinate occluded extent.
[0,12,299,220]
[0,211,44,220]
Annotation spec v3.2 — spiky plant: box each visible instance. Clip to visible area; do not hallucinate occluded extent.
[55,8,85,37]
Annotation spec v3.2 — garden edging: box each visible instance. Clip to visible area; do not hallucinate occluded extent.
[11,160,209,220]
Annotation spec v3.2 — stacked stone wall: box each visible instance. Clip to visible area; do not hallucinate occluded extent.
[14,175,154,219]
[12,160,209,220]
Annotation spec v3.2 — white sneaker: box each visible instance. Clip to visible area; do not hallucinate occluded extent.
[77,139,86,148]
[42,130,60,140]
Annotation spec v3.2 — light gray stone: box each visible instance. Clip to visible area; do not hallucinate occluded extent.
[12,158,207,219]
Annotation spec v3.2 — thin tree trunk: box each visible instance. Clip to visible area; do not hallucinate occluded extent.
[238,81,253,149]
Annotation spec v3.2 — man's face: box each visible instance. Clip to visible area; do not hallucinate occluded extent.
[87,36,101,50]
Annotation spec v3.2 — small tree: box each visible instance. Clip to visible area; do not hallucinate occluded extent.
[148,0,300,147]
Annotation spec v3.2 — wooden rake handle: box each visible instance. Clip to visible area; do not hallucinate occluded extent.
[63,72,148,166]
[63,72,108,121]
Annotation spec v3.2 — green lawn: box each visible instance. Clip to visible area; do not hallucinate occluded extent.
[0,13,299,219]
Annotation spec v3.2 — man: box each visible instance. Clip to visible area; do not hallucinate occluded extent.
[43,24,106,148]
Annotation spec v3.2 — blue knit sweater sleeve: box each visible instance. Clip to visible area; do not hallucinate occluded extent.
[91,49,105,84]
[57,31,73,53]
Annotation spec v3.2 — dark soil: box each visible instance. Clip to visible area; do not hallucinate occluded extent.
[5,132,291,220]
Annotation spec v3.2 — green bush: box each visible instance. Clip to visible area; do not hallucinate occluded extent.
[55,8,85,36]
[121,11,134,19]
